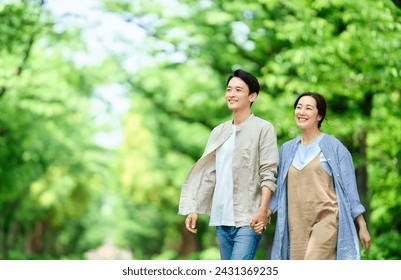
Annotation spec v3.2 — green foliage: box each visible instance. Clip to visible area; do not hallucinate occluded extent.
[108,0,401,260]
[0,0,118,259]
[1,0,401,260]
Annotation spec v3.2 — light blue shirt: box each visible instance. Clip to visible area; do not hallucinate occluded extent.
[270,134,366,260]
[292,133,332,176]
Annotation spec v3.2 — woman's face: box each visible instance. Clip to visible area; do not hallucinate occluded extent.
[294,96,322,130]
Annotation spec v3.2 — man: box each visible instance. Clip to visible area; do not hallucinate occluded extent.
[178,69,279,260]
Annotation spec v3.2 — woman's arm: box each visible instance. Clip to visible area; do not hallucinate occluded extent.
[355,214,371,255]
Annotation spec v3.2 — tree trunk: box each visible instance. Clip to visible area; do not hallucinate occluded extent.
[356,129,369,225]
[355,92,373,226]
[177,225,200,257]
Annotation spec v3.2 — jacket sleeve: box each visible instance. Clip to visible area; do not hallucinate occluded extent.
[259,124,279,193]
[338,148,366,219]
[269,185,278,214]
[269,145,284,213]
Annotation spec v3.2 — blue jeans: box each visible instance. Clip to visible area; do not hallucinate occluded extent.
[216,226,262,260]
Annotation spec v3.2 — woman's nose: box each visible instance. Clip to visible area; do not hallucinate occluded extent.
[297,109,305,116]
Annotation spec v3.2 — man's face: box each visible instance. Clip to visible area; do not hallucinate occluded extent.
[225,77,256,112]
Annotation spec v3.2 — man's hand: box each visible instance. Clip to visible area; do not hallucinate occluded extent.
[249,208,271,235]
[250,187,273,235]
[185,212,198,234]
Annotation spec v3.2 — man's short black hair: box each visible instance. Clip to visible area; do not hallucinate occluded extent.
[227,69,260,95]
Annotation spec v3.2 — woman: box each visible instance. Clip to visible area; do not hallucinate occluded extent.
[269,92,371,260]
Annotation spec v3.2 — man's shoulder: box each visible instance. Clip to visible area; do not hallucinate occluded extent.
[213,119,231,129]
[210,119,232,135]
[251,115,275,128]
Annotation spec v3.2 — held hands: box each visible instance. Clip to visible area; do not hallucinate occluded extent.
[186,208,273,235]
[249,208,272,235]
[185,212,198,234]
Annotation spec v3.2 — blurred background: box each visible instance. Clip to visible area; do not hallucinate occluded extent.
[1,0,400,260]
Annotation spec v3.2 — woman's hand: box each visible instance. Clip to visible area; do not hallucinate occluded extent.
[250,208,272,235]
[356,214,371,254]
[359,226,371,254]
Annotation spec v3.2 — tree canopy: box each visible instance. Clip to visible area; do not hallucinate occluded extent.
[1,0,400,260]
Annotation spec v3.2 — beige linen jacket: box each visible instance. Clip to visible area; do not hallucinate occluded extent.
[178,114,279,227]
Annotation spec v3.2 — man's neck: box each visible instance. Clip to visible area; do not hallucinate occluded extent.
[232,109,252,125]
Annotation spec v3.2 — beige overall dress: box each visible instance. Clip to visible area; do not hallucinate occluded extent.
[287,153,338,260]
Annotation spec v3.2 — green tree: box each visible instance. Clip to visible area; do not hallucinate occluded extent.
[103,0,401,259]
[0,0,119,259]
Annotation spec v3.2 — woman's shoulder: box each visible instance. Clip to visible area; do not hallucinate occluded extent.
[280,136,300,152]
[320,134,350,155]
[321,133,345,147]
[284,136,301,145]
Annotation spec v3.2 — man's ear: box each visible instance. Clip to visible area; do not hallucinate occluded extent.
[249,92,257,102]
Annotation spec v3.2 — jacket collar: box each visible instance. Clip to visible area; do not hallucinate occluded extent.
[201,114,255,158]
[233,113,254,131]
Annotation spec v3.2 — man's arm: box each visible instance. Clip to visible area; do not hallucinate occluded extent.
[249,186,273,235]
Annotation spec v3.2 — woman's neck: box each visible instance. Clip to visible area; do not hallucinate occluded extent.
[300,129,321,146]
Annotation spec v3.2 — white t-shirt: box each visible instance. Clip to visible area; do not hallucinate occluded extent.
[209,124,236,226]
